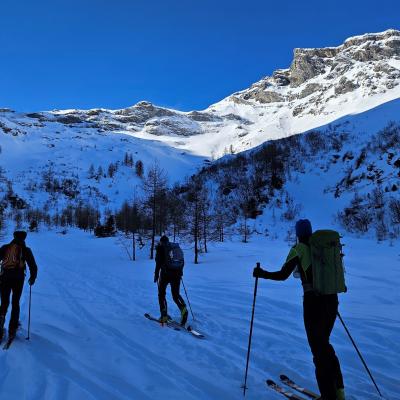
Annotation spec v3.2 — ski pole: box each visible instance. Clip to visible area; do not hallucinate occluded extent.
[181,278,195,321]
[242,262,260,397]
[26,285,32,341]
[337,312,383,397]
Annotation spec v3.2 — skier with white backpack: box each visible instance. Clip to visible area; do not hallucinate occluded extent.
[253,219,346,400]
[154,235,188,325]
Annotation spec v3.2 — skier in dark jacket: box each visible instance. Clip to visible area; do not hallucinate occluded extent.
[154,235,188,325]
[0,231,38,340]
[253,220,345,400]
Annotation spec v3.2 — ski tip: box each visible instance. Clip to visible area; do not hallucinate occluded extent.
[266,379,276,386]
[280,374,290,381]
[186,327,205,338]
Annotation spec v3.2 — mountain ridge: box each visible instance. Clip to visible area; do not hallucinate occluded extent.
[1,29,399,160]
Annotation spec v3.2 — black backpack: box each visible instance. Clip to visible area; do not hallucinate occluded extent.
[166,243,184,271]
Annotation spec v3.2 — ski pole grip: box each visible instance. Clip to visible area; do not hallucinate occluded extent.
[256,262,261,270]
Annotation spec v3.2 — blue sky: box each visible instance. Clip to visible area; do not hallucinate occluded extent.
[0,0,398,112]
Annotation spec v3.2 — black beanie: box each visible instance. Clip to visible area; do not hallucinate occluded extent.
[14,231,28,241]
[295,219,312,238]
[160,235,169,244]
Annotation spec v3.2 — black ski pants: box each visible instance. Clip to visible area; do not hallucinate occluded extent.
[0,272,25,332]
[303,292,344,400]
[158,272,186,315]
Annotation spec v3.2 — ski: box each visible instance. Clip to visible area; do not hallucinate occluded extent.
[187,325,204,338]
[144,313,181,331]
[280,375,319,399]
[167,319,205,338]
[266,379,307,400]
[3,336,15,350]
[144,313,204,338]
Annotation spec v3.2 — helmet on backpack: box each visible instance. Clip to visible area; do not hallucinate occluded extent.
[295,219,312,240]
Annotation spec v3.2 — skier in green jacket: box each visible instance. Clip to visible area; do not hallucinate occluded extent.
[253,220,345,400]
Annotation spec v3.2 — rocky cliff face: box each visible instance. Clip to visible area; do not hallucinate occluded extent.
[1,30,399,159]
[233,29,400,102]
[199,29,400,157]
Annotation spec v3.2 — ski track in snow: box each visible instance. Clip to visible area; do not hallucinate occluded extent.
[0,229,399,400]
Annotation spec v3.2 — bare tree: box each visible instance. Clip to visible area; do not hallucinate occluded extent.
[185,177,204,264]
[108,163,117,178]
[88,164,95,179]
[389,198,400,225]
[96,166,104,180]
[135,160,144,178]
[235,178,256,243]
[167,184,187,242]
[143,162,168,259]
[211,182,236,242]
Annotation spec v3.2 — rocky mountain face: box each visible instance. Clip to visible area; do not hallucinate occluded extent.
[1,30,399,160]
[236,29,400,101]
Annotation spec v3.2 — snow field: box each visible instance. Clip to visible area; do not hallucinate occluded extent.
[0,229,398,399]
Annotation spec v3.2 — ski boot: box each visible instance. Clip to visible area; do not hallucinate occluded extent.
[336,388,345,400]
[0,315,5,342]
[180,307,188,326]
[159,310,169,324]
[8,326,17,340]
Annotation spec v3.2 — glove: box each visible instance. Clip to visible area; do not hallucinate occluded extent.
[28,276,36,286]
[154,273,159,283]
[253,267,267,279]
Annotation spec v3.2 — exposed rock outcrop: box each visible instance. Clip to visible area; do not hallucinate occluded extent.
[231,29,400,117]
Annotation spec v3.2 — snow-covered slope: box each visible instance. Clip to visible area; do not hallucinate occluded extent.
[197,97,400,241]
[0,30,399,400]
[0,229,398,400]
[0,107,206,211]
[0,29,399,218]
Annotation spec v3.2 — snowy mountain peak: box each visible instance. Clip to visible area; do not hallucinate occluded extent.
[343,28,399,47]
[0,29,399,185]
[2,30,399,159]
[203,29,400,156]
[231,28,400,100]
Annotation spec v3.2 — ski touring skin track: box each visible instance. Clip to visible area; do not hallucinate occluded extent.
[280,375,320,399]
[144,313,205,338]
[266,379,308,400]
